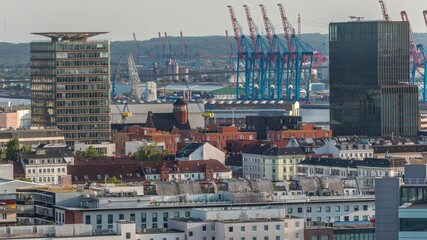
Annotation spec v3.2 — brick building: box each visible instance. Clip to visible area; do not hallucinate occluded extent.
[267,124,332,140]
[183,125,256,152]
[113,126,181,156]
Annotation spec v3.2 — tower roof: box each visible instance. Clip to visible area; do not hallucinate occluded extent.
[173,98,188,106]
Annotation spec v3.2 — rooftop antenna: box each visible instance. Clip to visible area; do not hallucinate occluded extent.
[349,16,365,21]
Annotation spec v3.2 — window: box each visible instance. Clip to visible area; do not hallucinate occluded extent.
[325,206,330,212]
[152,223,158,228]
[287,207,293,214]
[1,213,6,219]
[344,216,349,221]
[295,222,300,227]
[174,212,180,218]
[275,224,280,230]
[241,226,245,232]
[252,237,257,240]
[85,215,91,224]
[152,213,158,222]
[141,213,146,222]
[264,237,268,240]
[126,232,131,239]
[264,225,268,231]
[185,211,190,217]
[354,205,359,211]
[316,207,321,213]
[335,216,340,222]
[306,207,312,213]
[96,215,102,225]
[344,206,349,211]
[119,214,124,220]
[276,237,280,240]
[335,206,340,212]
[353,216,359,221]
[295,233,300,239]
[108,214,113,224]
[252,226,257,231]
[189,231,193,236]
[211,225,216,231]
[229,226,234,232]
[203,225,207,231]
[297,207,303,213]
[363,205,368,211]
[163,212,169,221]
[130,213,135,222]
[363,215,368,221]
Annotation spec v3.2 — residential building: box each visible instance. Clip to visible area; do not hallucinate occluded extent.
[243,144,305,180]
[20,146,74,184]
[0,221,185,240]
[246,115,301,140]
[0,106,31,129]
[267,124,332,141]
[68,157,143,184]
[225,154,243,178]
[169,208,304,240]
[16,183,375,229]
[186,125,256,151]
[298,157,406,178]
[142,159,231,181]
[0,127,64,147]
[372,144,427,160]
[304,223,375,240]
[74,142,116,156]
[315,139,373,160]
[175,142,225,163]
[0,164,13,181]
[329,21,418,136]
[0,198,16,226]
[31,32,111,146]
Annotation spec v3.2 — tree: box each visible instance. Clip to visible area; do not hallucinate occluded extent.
[75,146,99,157]
[0,148,6,162]
[85,146,99,157]
[22,145,32,152]
[107,176,122,184]
[6,138,19,161]
[135,144,164,162]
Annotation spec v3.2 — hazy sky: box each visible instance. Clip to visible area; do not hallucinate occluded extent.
[1,0,426,43]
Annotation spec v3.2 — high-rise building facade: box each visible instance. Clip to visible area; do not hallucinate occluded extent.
[31,32,111,146]
[329,21,418,136]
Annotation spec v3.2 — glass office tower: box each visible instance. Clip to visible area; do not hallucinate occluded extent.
[31,32,111,146]
[329,21,418,136]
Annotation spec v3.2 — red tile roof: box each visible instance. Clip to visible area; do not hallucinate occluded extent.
[141,159,230,174]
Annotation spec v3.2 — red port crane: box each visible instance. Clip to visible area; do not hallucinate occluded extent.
[164,31,172,59]
[180,31,187,60]
[227,5,243,53]
[298,13,301,36]
[277,3,294,52]
[401,11,421,67]
[243,5,260,53]
[259,4,275,52]
[379,0,391,21]
[424,10,427,27]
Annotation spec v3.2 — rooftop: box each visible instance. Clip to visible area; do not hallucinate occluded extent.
[32,32,108,41]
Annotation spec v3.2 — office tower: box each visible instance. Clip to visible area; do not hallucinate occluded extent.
[329,21,418,136]
[31,32,111,146]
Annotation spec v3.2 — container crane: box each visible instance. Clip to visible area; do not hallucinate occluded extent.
[401,11,421,81]
[378,0,391,21]
[277,3,294,52]
[180,31,188,62]
[227,5,254,100]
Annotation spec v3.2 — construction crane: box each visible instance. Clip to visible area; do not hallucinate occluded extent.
[111,56,124,100]
[158,32,166,60]
[298,13,301,36]
[378,0,391,21]
[164,32,172,59]
[180,31,188,62]
[133,32,141,65]
[128,54,142,100]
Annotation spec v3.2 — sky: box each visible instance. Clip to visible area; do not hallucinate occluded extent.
[1,0,426,43]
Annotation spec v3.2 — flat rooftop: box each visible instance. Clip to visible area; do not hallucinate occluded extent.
[31,32,108,41]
